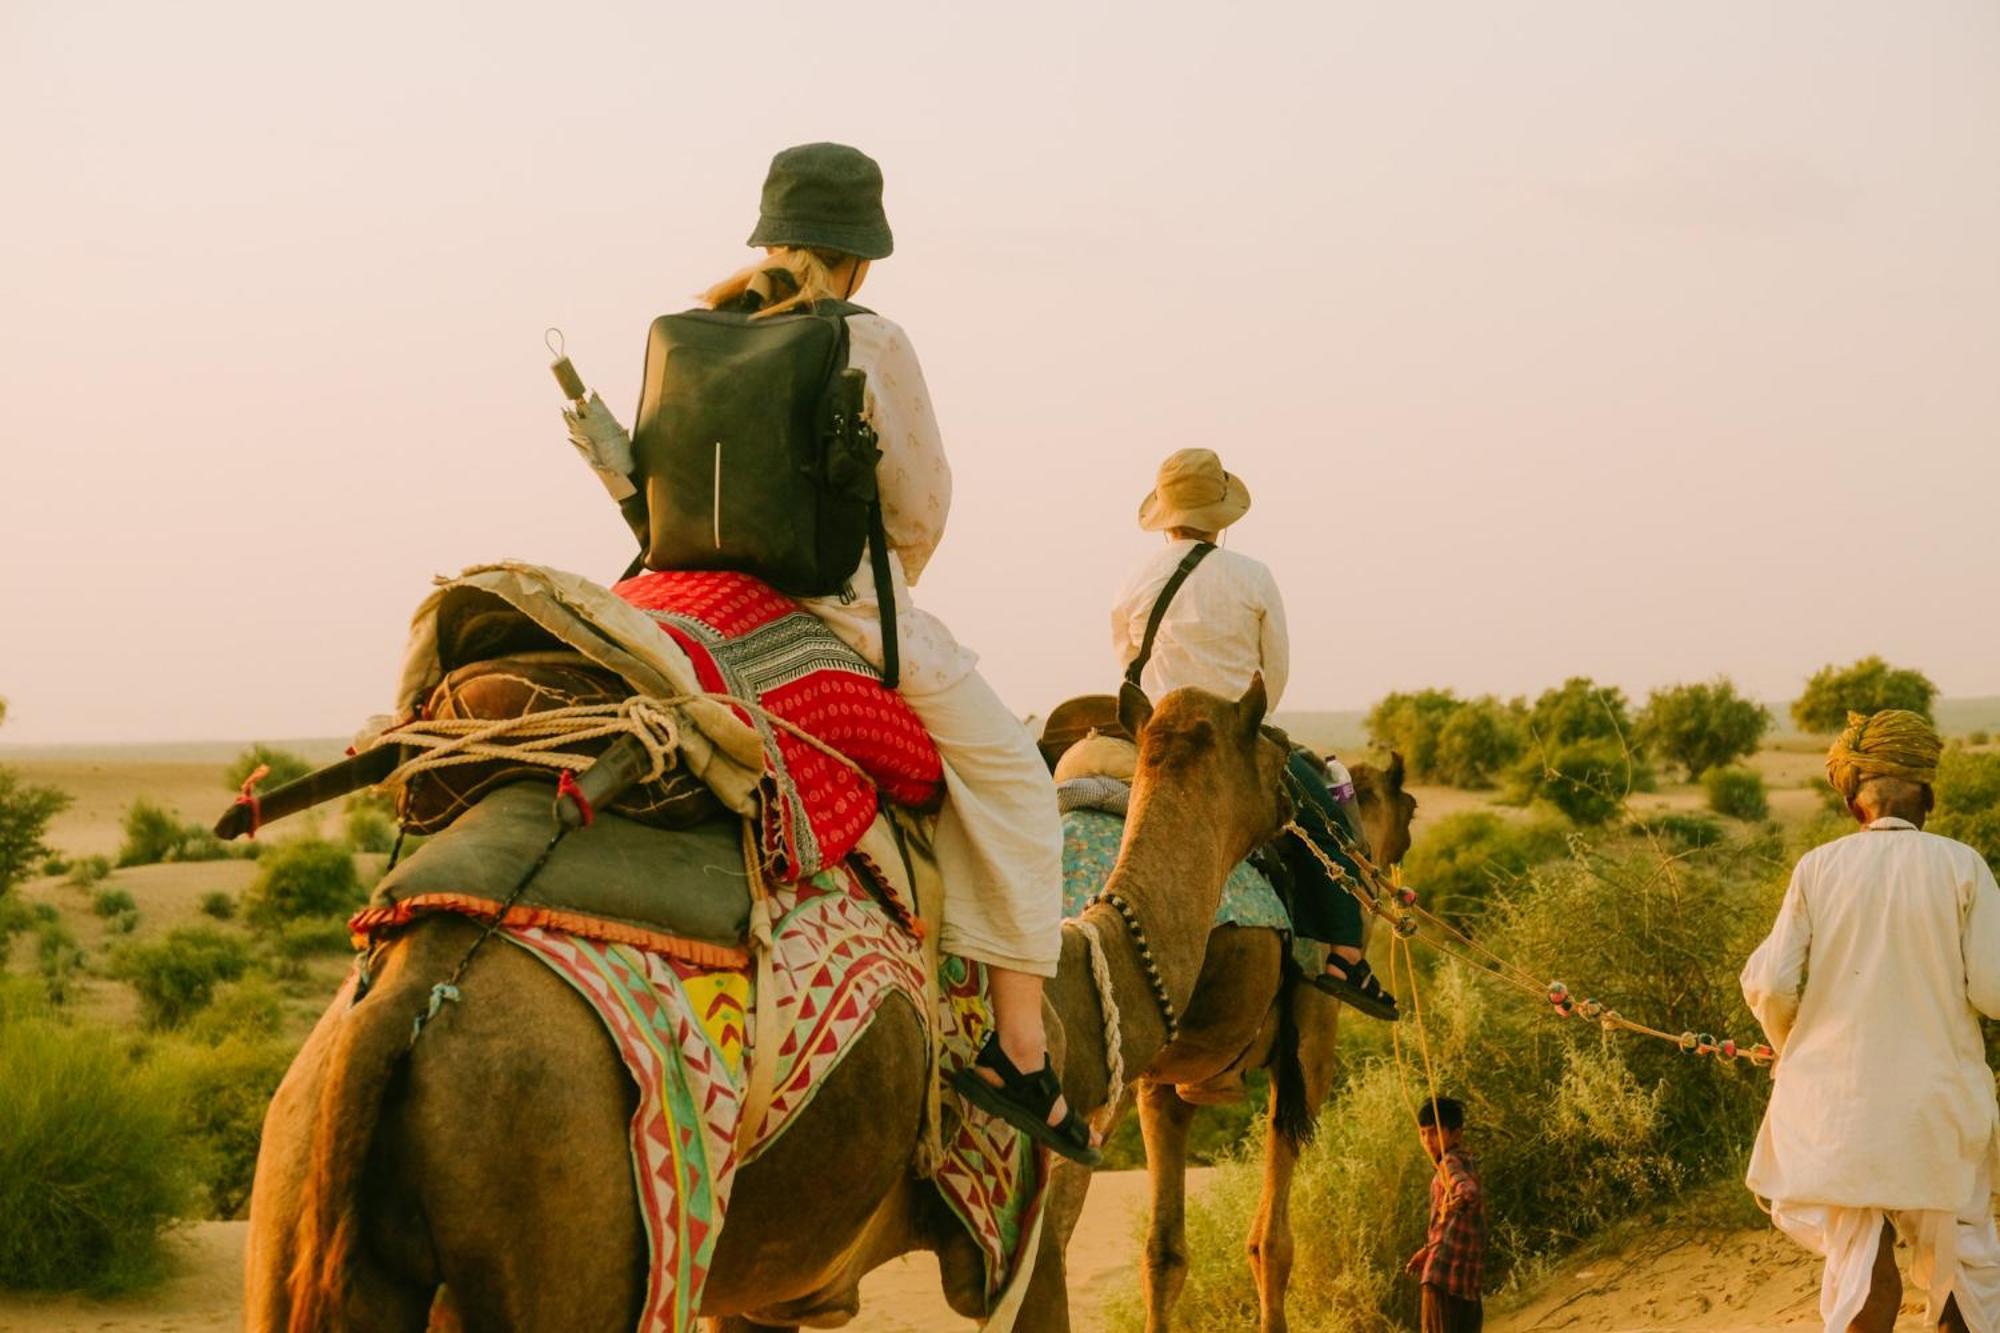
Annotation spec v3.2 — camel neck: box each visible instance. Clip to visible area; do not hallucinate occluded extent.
[1052,781,1244,1117]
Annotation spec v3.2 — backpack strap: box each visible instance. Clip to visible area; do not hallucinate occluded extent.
[870,506,899,691]
[1124,542,1216,688]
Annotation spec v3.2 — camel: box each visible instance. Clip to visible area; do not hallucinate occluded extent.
[243,678,1291,1333]
[1031,751,1417,1333]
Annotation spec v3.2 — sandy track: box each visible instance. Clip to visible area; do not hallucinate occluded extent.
[0,1169,1171,1332]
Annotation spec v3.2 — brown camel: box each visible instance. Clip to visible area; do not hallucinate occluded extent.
[1033,753,1416,1333]
[243,679,1291,1333]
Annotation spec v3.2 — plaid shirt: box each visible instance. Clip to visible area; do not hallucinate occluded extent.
[1420,1149,1486,1300]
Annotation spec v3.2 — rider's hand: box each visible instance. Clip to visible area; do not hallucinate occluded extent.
[562,392,636,500]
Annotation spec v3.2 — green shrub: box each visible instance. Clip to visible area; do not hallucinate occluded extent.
[1534,739,1634,826]
[1968,730,1991,748]
[91,887,137,918]
[183,976,286,1045]
[1364,689,1464,781]
[149,1032,296,1219]
[1703,766,1769,821]
[1639,812,1727,850]
[115,799,230,867]
[270,915,355,961]
[225,744,314,797]
[1526,676,1640,749]
[41,854,68,877]
[65,854,111,887]
[1402,812,1569,921]
[35,920,85,1003]
[244,839,363,928]
[113,926,252,1029]
[198,890,237,920]
[1433,697,1528,788]
[0,769,71,894]
[0,891,32,944]
[0,1018,192,1291]
[1791,656,1937,733]
[1932,749,2000,866]
[108,909,140,935]
[344,803,396,854]
[1637,679,1771,781]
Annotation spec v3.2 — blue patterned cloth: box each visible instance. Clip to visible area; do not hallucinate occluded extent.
[1061,809,1291,930]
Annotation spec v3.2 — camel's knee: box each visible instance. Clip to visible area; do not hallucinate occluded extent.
[1145,1232,1191,1279]
[1247,1224,1294,1279]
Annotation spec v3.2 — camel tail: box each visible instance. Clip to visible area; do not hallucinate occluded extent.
[1270,963,1317,1151]
[286,980,412,1333]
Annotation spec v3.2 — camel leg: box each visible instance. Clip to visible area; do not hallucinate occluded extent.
[1247,988,1343,1333]
[1138,1079,1200,1333]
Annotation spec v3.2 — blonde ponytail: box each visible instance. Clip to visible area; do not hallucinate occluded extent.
[701,246,857,318]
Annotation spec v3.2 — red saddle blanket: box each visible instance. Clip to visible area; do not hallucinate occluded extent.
[613,570,943,881]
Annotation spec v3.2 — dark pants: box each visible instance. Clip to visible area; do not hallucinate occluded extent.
[1421,1284,1483,1333]
[1273,749,1366,952]
[1854,1219,1970,1333]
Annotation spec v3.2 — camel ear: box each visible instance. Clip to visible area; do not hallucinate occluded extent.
[1238,673,1269,734]
[1387,751,1406,792]
[1118,682,1154,741]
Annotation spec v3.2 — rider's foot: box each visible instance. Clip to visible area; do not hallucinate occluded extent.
[953,1033,1105,1166]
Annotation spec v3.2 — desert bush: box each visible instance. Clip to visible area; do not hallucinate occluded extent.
[1932,749,2000,866]
[243,839,363,928]
[65,853,111,887]
[113,926,252,1029]
[0,890,32,946]
[344,802,396,854]
[1532,740,1633,826]
[270,915,355,961]
[35,920,85,1003]
[1637,680,1771,781]
[108,909,140,935]
[91,887,137,918]
[149,1032,296,1219]
[0,1018,192,1292]
[1639,812,1727,850]
[1433,697,1528,788]
[116,798,230,867]
[1402,812,1569,922]
[1134,833,1777,1332]
[1526,677,1639,749]
[1791,656,1937,733]
[183,976,286,1045]
[0,769,71,894]
[225,743,315,796]
[1969,730,1992,748]
[1704,766,1769,821]
[198,890,237,920]
[41,853,68,877]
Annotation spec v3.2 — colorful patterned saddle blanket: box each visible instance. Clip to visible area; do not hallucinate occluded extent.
[614,570,943,881]
[482,859,1045,1333]
[1062,807,1290,932]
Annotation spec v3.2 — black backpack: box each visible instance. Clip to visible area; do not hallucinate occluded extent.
[621,295,899,686]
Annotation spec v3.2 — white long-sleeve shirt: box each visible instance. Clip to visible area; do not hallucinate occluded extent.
[1742,818,2000,1211]
[1110,539,1289,709]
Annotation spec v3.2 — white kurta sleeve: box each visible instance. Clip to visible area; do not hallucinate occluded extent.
[850,315,951,586]
[1742,861,1814,1050]
[1964,854,2000,1020]
[1258,568,1291,710]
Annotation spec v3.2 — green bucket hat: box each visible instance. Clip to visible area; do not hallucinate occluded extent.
[746,142,894,260]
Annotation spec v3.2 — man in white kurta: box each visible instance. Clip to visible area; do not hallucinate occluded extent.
[1742,710,2000,1332]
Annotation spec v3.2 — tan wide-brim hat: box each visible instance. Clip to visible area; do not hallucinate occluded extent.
[1138,448,1252,532]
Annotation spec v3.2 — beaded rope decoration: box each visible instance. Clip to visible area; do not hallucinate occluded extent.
[1089,890,1181,1044]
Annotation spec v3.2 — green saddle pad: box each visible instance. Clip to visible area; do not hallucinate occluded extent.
[369,782,749,951]
[1061,808,1290,932]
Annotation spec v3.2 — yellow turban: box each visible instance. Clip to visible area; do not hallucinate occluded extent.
[1824,709,1942,801]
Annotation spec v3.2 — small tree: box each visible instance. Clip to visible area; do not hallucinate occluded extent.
[112,926,252,1029]
[1932,749,2000,866]
[1526,677,1639,748]
[0,771,70,895]
[1637,679,1772,781]
[224,745,314,797]
[1538,740,1632,826]
[1433,697,1528,789]
[1364,689,1464,780]
[1791,656,1937,733]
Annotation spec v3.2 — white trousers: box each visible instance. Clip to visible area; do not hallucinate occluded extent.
[800,554,1063,977]
[1772,1163,2000,1333]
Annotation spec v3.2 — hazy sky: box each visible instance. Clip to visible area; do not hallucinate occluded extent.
[2,0,1996,745]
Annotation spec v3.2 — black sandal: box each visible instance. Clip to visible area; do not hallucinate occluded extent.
[1311,957,1401,1021]
[950,1034,1104,1168]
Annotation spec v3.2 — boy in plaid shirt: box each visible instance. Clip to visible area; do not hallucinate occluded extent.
[1405,1097,1486,1332]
